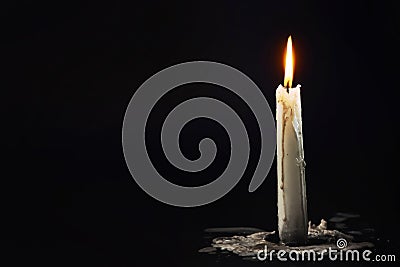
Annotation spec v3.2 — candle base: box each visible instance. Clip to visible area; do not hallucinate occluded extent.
[278,227,308,245]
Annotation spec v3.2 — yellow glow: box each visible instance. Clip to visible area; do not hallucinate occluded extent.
[284,36,294,88]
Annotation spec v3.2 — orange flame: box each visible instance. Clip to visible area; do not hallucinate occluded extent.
[284,36,294,88]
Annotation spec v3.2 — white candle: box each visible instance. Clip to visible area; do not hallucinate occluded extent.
[277,36,308,244]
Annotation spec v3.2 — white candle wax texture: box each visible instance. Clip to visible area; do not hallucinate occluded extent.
[276,84,308,244]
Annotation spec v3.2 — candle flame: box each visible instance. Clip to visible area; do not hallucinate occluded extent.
[284,36,294,88]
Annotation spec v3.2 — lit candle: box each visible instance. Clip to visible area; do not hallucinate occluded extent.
[276,36,308,245]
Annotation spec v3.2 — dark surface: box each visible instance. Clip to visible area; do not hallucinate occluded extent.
[199,213,384,264]
[3,0,400,266]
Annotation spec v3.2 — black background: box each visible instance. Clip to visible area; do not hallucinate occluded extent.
[3,0,400,266]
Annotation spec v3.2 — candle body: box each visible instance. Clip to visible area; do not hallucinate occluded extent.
[276,84,308,244]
